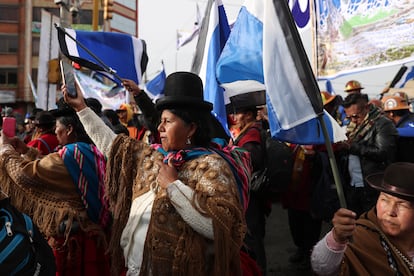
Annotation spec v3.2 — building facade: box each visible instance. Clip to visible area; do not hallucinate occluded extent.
[0,0,138,116]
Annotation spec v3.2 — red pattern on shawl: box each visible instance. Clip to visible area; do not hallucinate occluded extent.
[236,127,261,147]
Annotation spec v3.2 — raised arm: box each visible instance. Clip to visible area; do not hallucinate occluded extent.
[311,208,357,275]
[62,84,117,157]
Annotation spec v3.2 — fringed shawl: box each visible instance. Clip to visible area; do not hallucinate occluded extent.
[59,142,110,228]
[0,145,106,246]
[106,135,246,276]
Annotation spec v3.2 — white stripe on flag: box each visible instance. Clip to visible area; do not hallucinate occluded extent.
[263,0,316,129]
[65,29,79,58]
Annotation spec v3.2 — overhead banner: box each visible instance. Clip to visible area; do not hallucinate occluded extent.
[315,0,414,80]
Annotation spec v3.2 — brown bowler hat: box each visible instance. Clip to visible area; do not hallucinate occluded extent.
[366,162,414,201]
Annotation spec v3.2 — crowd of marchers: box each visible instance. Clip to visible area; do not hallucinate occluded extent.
[0,75,414,276]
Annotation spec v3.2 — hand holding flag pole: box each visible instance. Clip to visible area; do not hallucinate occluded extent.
[54,23,123,83]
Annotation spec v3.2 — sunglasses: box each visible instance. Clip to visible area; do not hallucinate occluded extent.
[345,111,365,121]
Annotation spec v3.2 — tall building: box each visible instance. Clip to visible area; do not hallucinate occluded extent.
[0,0,138,114]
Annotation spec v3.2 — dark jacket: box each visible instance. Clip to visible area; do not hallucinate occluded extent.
[349,115,398,180]
[396,113,414,162]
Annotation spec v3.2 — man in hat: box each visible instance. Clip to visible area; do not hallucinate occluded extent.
[27,110,59,155]
[311,162,414,275]
[23,108,43,143]
[321,91,347,126]
[382,94,414,162]
[342,93,398,217]
[344,80,364,94]
[227,90,269,274]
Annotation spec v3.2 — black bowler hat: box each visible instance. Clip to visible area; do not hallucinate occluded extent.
[33,111,56,127]
[49,97,76,118]
[226,90,266,114]
[366,162,414,201]
[154,72,213,112]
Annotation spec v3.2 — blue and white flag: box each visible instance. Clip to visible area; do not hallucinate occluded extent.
[216,0,346,145]
[57,27,148,86]
[145,62,166,99]
[191,0,231,136]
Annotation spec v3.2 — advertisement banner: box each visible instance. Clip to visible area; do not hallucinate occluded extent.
[315,0,414,79]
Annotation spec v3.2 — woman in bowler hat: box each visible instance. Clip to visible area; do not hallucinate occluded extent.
[62,71,249,275]
[311,162,414,275]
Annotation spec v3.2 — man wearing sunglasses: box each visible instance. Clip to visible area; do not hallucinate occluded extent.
[342,93,398,217]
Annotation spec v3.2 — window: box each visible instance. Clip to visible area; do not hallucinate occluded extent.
[0,69,18,86]
[32,36,40,56]
[32,7,59,22]
[31,68,38,88]
[0,6,19,22]
[0,35,18,53]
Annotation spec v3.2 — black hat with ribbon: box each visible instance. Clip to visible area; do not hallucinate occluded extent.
[155,72,213,112]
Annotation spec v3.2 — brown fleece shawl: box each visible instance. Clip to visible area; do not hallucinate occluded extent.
[0,146,105,247]
[106,135,246,276]
[341,208,413,275]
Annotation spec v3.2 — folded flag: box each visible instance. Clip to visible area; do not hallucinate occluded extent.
[145,62,166,99]
[57,26,148,86]
[216,0,346,145]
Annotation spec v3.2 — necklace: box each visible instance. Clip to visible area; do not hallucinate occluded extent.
[390,243,414,272]
[365,220,414,273]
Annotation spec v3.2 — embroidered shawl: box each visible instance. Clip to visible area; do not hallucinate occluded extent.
[106,135,246,276]
[0,144,106,245]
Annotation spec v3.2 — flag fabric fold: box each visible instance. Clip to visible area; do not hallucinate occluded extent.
[177,28,200,50]
[177,3,201,49]
[145,62,166,99]
[216,0,346,145]
[57,27,148,86]
[191,0,231,135]
[393,66,414,89]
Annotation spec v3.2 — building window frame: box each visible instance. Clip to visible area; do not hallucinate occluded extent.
[0,5,19,22]
[0,35,19,53]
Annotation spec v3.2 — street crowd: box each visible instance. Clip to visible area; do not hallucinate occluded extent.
[0,73,414,275]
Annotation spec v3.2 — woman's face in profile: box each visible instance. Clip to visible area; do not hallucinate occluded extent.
[55,120,70,146]
[158,110,195,151]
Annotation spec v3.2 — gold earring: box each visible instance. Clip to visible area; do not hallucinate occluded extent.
[186,137,191,145]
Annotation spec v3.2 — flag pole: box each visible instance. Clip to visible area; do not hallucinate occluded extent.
[318,115,347,208]
[274,0,347,208]
[54,24,123,83]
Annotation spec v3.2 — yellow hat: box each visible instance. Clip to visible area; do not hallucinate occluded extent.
[344,80,364,92]
[321,91,337,106]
